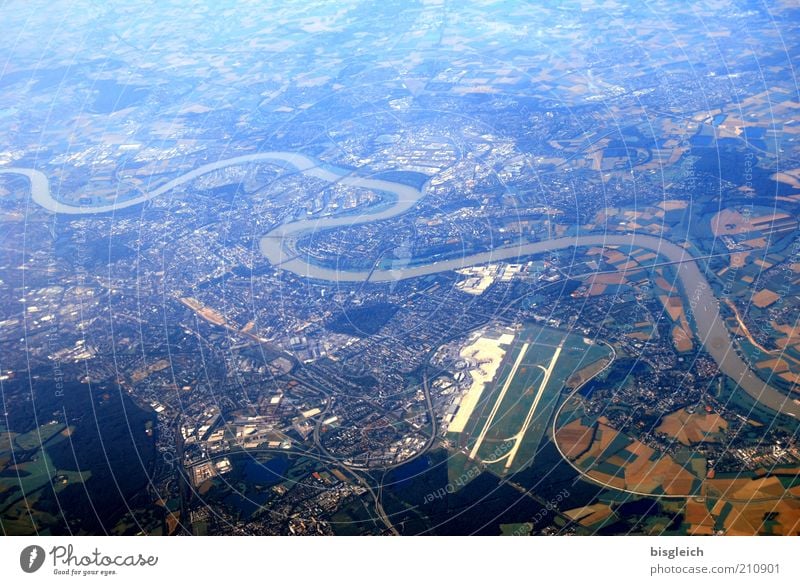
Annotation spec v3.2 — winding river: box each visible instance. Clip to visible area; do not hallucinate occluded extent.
[2,153,798,418]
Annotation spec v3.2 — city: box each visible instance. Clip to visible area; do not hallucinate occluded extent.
[1,0,800,538]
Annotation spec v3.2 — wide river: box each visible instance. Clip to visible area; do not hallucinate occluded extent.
[2,152,798,417]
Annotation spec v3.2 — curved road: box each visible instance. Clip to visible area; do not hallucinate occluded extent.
[2,154,799,418]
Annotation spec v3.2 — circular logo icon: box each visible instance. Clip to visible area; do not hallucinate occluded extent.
[20,545,46,573]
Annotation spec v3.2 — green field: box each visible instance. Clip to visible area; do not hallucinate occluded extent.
[0,422,90,519]
[14,420,66,450]
[453,323,612,475]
